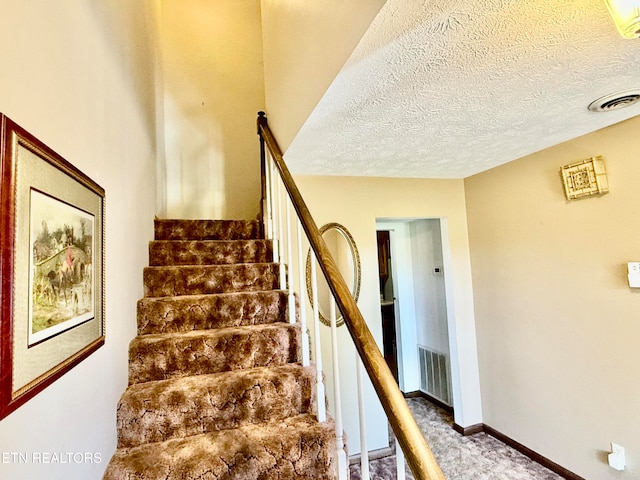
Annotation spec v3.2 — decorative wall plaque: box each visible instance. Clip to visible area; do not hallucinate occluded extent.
[560,156,609,200]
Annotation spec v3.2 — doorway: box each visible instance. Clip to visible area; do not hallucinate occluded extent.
[376,219,453,407]
[376,230,398,383]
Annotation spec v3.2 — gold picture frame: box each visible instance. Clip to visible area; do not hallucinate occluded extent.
[0,114,105,419]
[305,223,361,328]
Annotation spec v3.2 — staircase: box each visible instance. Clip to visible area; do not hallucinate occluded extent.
[103,218,339,480]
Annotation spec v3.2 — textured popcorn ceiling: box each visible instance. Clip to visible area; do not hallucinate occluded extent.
[285,0,640,178]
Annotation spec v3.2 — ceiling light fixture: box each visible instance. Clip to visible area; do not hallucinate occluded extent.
[604,0,640,38]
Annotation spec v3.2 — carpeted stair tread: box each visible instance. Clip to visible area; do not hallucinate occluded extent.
[128,323,302,384]
[136,291,292,335]
[105,217,339,479]
[149,239,273,266]
[117,364,316,448]
[143,263,279,297]
[154,219,260,241]
[103,414,338,480]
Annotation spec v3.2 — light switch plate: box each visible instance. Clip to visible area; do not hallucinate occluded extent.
[608,443,626,471]
[628,263,640,288]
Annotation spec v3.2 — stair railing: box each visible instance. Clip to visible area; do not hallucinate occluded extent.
[257,112,445,480]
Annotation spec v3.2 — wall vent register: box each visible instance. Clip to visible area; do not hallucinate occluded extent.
[418,345,451,407]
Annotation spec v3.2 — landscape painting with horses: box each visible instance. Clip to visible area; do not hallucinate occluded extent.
[29,189,95,346]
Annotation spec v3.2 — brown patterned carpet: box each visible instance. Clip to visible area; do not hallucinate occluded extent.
[350,397,563,480]
[103,219,338,480]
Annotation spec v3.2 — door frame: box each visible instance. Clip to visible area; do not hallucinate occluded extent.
[376,218,458,407]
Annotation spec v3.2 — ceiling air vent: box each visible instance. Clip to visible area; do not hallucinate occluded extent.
[588,90,640,112]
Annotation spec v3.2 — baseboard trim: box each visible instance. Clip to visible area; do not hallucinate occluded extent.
[403,390,423,398]
[415,396,584,479]
[349,446,394,465]
[403,390,453,413]
[482,425,585,480]
[453,422,483,436]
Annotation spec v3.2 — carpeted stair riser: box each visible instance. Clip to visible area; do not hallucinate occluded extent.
[136,290,292,335]
[117,364,316,448]
[128,323,302,384]
[154,219,260,241]
[149,239,272,266]
[103,414,338,480]
[105,218,339,480]
[143,263,279,297]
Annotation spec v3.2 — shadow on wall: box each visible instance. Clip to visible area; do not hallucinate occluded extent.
[157,0,265,219]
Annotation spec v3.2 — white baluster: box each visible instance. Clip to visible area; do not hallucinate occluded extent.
[275,179,286,290]
[330,300,348,480]
[264,154,274,240]
[297,221,310,366]
[285,199,296,324]
[269,161,279,264]
[310,255,326,423]
[357,357,369,479]
[396,436,406,480]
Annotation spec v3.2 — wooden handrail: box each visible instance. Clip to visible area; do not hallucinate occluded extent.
[257,112,445,480]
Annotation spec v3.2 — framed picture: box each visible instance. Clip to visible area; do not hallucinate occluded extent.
[0,114,105,419]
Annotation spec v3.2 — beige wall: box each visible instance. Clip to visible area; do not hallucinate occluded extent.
[465,116,640,479]
[0,1,158,479]
[158,0,385,218]
[295,175,483,433]
[261,0,385,151]
[159,0,265,220]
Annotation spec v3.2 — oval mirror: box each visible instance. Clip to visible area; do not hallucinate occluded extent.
[306,223,361,327]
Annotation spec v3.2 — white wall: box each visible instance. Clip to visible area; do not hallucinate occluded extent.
[295,175,483,433]
[465,116,640,479]
[158,0,385,219]
[159,0,265,220]
[410,219,449,355]
[260,0,386,151]
[0,2,158,478]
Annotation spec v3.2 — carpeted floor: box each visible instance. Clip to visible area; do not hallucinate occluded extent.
[350,397,563,480]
